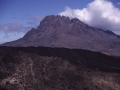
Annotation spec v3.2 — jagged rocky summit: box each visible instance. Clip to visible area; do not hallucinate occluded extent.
[2,15,120,56]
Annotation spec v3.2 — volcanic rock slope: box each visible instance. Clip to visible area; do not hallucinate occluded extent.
[0,46,120,90]
[2,15,120,55]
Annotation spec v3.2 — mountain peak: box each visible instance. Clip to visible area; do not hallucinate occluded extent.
[2,15,120,56]
[40,15,84,25]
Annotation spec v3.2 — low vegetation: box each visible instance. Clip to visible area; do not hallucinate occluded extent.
[0,46,120,90]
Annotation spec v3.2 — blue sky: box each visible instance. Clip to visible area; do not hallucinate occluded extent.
[0,0,93,24]
[0,0,120,44]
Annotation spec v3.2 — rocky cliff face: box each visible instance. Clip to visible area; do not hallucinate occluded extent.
[2,15,120,56]
[0,46,120,90]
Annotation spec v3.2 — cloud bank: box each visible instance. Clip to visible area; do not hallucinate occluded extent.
[0,22,35,38]
[0,14,44,33]
[0,22,23,33]
[0,22,25,38]
[59,0,120,32]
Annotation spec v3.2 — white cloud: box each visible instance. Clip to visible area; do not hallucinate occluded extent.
[0,22,35,33]
[0,22,23,33]
[26,15,45,29]
[0,15,44,41]
[0,22,28,38]
[117,2,120,5]
[59,0,120,32]
[0,32,25,43]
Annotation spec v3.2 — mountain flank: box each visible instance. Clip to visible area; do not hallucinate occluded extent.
[0,46,120,90]
[1,15,120,56]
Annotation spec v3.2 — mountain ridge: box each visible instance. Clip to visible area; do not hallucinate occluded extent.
[1,15,120,56]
